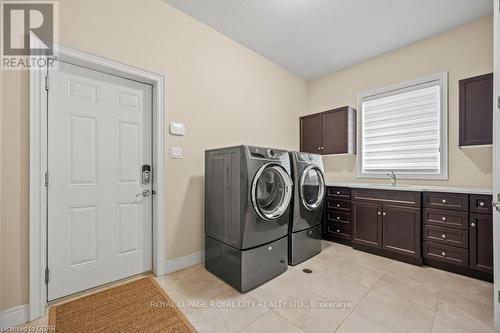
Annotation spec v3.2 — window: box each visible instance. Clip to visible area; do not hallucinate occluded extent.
[358,72,448,179]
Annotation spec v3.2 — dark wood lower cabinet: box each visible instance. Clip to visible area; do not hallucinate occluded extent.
[470,213,493,274]
[382,205,420,258]
[324,189,493,282]
[351,190,422,265]
[352,202,382,249]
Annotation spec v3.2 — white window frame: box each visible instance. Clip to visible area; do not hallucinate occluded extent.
[356,72,448,180]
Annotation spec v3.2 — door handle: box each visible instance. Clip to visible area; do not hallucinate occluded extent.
[136,189,151,198]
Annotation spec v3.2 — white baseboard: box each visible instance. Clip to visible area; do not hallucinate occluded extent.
[164,251,205,274]
[0,304,29,331]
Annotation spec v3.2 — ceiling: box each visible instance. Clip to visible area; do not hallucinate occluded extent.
[164,0,492,79]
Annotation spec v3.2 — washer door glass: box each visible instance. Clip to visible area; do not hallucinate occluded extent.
[252,164,292,221]
[300,166,325,211]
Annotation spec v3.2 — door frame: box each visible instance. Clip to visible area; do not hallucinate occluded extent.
[494,0,500,329]
[29,44,166,320]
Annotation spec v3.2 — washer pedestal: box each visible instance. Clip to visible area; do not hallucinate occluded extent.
[205,235,288,292]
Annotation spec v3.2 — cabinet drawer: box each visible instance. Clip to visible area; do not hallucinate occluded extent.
[327,187,351,199]
[325,222,351,240]
[423,241,469,267]
[423,225,468,249]
[423,192,468,211]
[423,209,468,230]
[326,198,350,211]
[470,195,492,214]
[325,210,351,225]
[352,189,420,207]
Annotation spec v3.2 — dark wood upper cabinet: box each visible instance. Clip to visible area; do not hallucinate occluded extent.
[299,113,322,154]
[300,106,356,155]
[459,73,493,147]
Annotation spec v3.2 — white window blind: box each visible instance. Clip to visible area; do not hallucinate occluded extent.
[359,73,447,179]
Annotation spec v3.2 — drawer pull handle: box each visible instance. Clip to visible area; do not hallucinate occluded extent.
[479,202,485,207]
[471,222,476,227]
[309,230,313,235]
[441,251,446,257]
[377,211,381,216]
[441,234,446,239]
[441,216,446,221]
[441,199,447,204]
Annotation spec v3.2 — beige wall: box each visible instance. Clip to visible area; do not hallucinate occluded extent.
[0,2,493,313]
[0,0,307,310]
[308,16,493,187]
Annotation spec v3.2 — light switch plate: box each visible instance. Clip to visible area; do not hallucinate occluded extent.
[171,147,183,159]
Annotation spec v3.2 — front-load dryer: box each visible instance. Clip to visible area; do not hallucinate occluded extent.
[288,151,325,265]
[205,145,293,292]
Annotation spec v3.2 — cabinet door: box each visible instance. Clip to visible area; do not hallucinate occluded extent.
[382,205,421,258]
[300,113,322,154]
[322,107,355,154]
[470,214,493,273]
[459,73,493,146]
[352,202,382,249]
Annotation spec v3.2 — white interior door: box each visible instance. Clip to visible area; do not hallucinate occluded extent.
[47,61,152,301]
[494,0,500,329]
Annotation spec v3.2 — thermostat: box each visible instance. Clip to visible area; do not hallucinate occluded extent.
[169,122,186,136]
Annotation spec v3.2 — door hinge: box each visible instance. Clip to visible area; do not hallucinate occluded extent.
[45,267,49,284]
[497,96,500,110]
[44,171,49,187]
[45,76,49,91]
[498,290,500,303]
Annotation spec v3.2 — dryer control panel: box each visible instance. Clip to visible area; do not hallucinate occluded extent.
[247,145,287,160]
[295,152,322,163]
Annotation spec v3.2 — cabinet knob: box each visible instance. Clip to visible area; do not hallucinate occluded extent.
[441,199,447,204]
[337,204,340,207]
[336,191,340,195]
[377,211,381,216]
[318,147,321,150]
[471,222,476,227]
[479,202,485,207]
[337,229,340,233]
[441,216,446,221]
[441,251,446,257]
[309,230,313,235]
[336,216,340,220]
[382,212,386,216]
[441,234,446,239]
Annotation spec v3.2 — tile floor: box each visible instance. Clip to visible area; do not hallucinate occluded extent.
[18,241,494,333]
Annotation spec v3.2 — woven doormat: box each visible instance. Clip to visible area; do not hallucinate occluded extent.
[49,276,196,333]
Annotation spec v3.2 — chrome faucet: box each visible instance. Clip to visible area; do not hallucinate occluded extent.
[387,170,396,186]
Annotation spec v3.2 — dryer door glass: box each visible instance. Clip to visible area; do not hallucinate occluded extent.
[300,166,325,211]
[252,164,292,221]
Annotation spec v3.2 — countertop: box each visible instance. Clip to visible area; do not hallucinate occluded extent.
[325,182,493,195]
